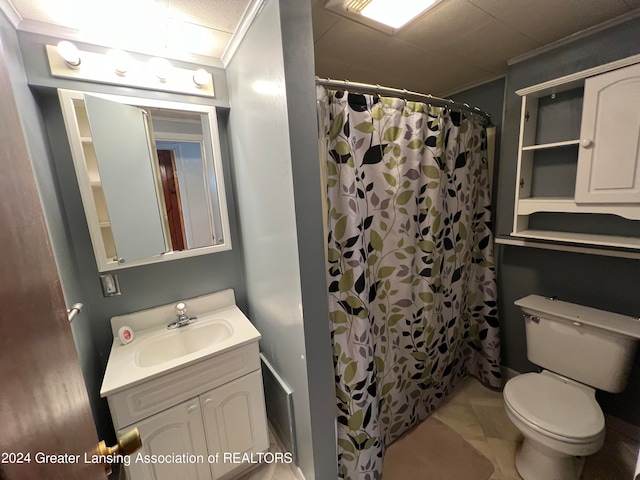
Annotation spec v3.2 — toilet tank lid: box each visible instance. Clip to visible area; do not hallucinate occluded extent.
[515,295,640,339]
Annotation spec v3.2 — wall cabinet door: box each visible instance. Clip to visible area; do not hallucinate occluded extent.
[200,370,269,479]
[84,95,169,263]
[121,398,211,480]
[575,62,640,203]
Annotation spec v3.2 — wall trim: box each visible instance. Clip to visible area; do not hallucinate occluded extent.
[508,8,640,66]
[441,74,506,98]
[13,18,225,69]
[0,0,21,28]
[222,0,267,67]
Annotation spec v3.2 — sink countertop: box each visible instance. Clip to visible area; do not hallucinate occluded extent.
[100,304,261,397]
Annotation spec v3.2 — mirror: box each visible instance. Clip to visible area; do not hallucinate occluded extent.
[58,89,231,271]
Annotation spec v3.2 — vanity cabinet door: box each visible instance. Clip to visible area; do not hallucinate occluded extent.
[121,398,211,480]
[575,62,640,203]
[200,370,269,479]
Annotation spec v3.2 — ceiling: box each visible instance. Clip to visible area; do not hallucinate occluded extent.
[312,0,640,95]
[6,0,254,61]
[5,0,640,95]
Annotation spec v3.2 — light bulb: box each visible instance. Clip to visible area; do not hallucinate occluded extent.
[151,57,171,82]
[193,69,209,88]
[57,40,81,68]
[108,49,131,76]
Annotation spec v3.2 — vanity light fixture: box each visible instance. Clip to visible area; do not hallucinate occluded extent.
[151,57,172,82]
[46,44,215,97]
[108,49,131,76]
[57,40,81,68]
[192,69,209,88]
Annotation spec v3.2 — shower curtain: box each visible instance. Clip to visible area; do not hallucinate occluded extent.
[317,88,501,479]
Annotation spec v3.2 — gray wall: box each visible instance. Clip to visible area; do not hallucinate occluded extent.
[459,17,640,426]
[12,30,247,443]
[280,0,338,475]
[226,0,336,478]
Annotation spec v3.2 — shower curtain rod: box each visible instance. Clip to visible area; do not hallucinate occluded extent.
[316,77,492,125]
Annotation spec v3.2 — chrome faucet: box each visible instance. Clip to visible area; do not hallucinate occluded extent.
[167,302,198,329]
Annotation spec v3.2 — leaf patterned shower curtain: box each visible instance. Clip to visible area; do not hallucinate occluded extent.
[318,88,501,479]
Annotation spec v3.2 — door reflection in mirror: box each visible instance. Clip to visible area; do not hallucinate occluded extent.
[155,141,212,250]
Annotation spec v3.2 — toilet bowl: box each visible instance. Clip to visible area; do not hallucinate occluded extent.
[504,295,640,480]
[504,371,605,480]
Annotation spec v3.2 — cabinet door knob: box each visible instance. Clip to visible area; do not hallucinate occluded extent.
[203,398,213,407]
[580,138,593,148]
[187,404,198,413]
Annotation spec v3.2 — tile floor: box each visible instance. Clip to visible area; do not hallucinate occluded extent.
[237,429,299,480]
[432,377,639,480]
[238,376,639,479]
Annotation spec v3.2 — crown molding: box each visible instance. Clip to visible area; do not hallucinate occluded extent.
[441,73,506,98]
[221,0,267,67]
[0,0,21,28]
[15,18,224,69]
[508,8,640,66]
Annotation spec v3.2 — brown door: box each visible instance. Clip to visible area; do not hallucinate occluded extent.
[157,149,186,251]
[0,46,106,479]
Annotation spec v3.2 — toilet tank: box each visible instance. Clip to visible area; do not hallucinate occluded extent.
[516,295,640,393]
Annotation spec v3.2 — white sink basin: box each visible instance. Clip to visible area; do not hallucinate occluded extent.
[134,320,233,368]
[100,290,262,397]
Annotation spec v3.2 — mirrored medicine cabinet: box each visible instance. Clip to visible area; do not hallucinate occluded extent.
[58,89,231,271]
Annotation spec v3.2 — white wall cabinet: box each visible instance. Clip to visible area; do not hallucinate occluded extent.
[575,62,640,204]
[510,55,640,252]
[58,89,233,272]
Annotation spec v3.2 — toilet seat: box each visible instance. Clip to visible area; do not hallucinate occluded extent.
[504,372,604,443]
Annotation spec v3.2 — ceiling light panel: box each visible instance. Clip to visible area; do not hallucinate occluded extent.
[325,0,442,33]
[361,0,437,29]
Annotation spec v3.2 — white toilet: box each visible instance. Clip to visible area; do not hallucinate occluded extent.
[504,294,640,480]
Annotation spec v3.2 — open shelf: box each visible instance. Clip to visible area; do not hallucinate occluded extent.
[512,230,640,250]
[517,198,640,220]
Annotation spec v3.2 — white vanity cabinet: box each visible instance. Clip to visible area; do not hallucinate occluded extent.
[510,55,640,252]
[101,292,271,480]
[107,343,269,480]
[121,398,211,480]
[201,371,270,479]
